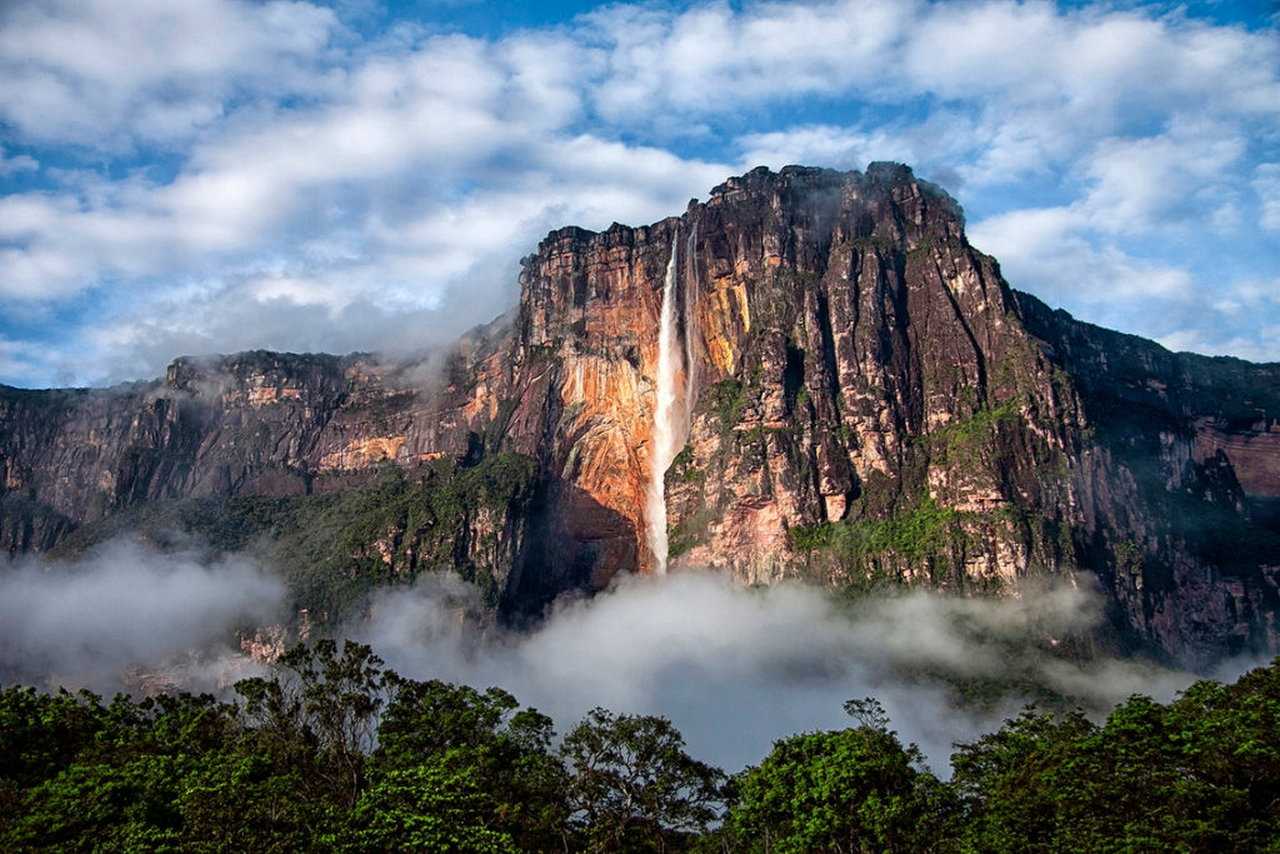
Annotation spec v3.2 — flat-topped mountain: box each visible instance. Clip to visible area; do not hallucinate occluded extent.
[3,164,1278,666]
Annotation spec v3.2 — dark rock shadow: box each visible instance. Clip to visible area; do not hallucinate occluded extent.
[501,477,638,627]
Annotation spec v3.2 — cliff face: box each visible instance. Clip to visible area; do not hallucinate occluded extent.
[3,164,1277,666]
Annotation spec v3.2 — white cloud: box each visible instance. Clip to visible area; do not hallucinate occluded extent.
[1158,326,1280,363]
[965,109,1264,337]
[1159,278,1280,362]
[1078,118,1247,234]
[734,115,979,183]
[0,0,1277,384]
[580,0,914,124]
[6,557,1248,772]
[0,146,38,176]
[0,23,727,377]
[1255,163,1280,231]
[0,0,341,149]
[355,571,1239,773]
[968,205,1195,322]
[582,0,1279,182]
[0,540,284,693]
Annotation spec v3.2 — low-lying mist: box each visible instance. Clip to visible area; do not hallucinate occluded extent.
[352,572,1253,772]
[0,540,1260,772]
[0,540,283,695]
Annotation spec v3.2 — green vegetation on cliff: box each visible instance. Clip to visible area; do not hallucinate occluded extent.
[51,453,538,620]
[708,378,749,434]
[928,400,1022,466]
[789,497,963,590]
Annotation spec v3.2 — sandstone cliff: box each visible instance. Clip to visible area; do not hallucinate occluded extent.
[2,164,1276,666]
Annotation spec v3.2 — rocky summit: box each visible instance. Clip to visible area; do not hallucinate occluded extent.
[3,164,1278,667]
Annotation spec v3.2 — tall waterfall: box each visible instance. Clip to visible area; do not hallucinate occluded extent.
[646,234,682,574]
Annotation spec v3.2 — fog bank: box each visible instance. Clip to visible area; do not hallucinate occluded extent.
[0,540,283,694]
[353,571,1247,772]
[1,543,1258,773]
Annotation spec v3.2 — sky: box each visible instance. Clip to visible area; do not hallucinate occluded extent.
[0,0,1277,388]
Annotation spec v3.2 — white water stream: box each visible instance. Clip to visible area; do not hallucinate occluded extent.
[646,234,683,574]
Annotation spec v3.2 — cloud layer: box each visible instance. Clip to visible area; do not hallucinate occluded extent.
[0,0,1277,385]
[0,540,284,694]
[354,571,1243,773]
[1,538,1260,773]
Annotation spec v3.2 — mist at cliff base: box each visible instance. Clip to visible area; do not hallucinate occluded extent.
[0,540,282,695]
[0,544,1262,773]
[348,570,1254,773]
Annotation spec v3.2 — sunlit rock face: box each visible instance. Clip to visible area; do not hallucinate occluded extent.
[2,164,1278,666]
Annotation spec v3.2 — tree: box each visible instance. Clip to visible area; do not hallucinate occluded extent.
[561,708,725,852]
[948,707,1094,852]
[368,679,570,851]
[236,639,395,809]
[950,660,1280,852]
[726,698,956,853]
[347,758,519,852]
[1,691,243,851]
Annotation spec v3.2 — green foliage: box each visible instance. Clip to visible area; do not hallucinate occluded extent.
[5,656,1280,851]
[52,453,538,623]
[904,237,936,269]
[561,708,726,852]
[708,379,749,434]
[850,234,896,253]
[725,699,957,853]
[236,640,395,809]
[929,400,1021,467]
[950,661,1280,852]
[349,760,519,852]
[789,496,960,570]
[372,680,570,850]
[1115,538,1145,578]
[668,508,717,561]
[666,444,705,486]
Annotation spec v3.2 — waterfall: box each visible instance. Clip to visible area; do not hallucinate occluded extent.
[646,233,682,574]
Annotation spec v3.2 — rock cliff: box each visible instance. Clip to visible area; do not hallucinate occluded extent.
[3,164,1277,666]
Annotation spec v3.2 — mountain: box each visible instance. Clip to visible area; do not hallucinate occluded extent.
[2,164,1277,666]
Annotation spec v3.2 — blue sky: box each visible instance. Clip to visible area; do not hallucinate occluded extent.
[0,0,1277,387]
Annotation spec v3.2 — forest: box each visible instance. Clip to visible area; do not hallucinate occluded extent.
[3,640,1278,852]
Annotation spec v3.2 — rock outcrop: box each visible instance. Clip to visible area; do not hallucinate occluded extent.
[2,164,1277,667]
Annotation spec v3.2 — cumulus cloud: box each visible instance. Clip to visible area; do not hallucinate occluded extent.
[967,206,1195,321]
[579,0,912,124]
[1076,118,1248,235]
[584,0,1278,181]
[1255,163,1280,231]
[1152,276,1280,362]
[0,0,342,149]
[0,540,285,694]
[734,116,979,186]
[0,146,38,176]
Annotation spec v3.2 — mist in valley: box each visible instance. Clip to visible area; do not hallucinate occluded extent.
[0,540,283,696]
[0,539,1261,774]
